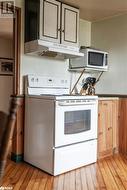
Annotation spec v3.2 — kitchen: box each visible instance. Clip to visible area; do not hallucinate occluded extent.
[1,0,127,189]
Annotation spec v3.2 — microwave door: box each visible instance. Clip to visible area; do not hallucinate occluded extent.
[88,52,104,67]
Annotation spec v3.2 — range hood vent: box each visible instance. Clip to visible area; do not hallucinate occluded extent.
[25,40,84,59]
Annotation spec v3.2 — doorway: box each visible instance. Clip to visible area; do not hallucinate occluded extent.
[0,7,21,113]
[0,5,21,160]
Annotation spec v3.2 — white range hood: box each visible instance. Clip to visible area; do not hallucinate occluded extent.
[25,40,84,59]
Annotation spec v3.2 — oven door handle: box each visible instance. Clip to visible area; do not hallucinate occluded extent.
[58,102,96,106]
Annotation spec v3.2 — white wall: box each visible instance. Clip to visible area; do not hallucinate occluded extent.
[79,19,91,47]
[0,38,13,58]
[15,0,92,94]
[91,14,127,94]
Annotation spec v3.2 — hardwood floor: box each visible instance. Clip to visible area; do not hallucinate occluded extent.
[1,154,127,190]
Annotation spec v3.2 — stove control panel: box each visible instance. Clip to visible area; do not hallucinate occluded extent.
[28,75,69,88]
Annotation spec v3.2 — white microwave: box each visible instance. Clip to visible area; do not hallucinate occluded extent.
[69,48,108,71]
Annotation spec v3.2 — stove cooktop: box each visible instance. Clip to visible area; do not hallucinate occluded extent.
[27,94,98,100]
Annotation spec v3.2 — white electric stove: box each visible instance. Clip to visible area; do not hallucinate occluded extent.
[24,75,98,176]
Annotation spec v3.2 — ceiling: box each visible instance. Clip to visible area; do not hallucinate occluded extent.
[62,0,127,21]
[0,18,13,39]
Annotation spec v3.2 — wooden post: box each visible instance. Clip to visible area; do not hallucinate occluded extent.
[11,96,24,162]
[0,97,20,183]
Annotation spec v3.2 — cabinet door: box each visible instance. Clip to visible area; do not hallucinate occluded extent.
[61,4,79,47]
[98,100,113,159]
[105,101,113,151]
[112,100,119,153]
[98,101,107,154]
[40,0,61,43]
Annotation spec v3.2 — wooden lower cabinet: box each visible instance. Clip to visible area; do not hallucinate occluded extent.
[98,99,119,159]
[119,98,127,155]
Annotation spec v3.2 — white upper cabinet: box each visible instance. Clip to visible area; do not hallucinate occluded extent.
[40,0,79,47]
[61,4,79,47]
[40,0,61,43]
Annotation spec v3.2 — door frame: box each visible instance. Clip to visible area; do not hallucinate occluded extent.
[12,7,23,162]
[13,7,21,95]
[0,4,21,95]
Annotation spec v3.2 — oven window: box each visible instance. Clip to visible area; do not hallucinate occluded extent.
[64,110,91,134]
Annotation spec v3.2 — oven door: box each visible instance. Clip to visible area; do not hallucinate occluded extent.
[55,100,98,147]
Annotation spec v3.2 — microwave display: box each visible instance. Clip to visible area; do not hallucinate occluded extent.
[88,52,104,66]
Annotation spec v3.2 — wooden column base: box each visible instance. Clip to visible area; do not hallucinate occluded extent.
[11,152,23,163]
[11,96,24,163]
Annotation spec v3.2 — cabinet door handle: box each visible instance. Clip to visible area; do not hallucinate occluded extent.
[58,28,64,33]
[108,127,112,130]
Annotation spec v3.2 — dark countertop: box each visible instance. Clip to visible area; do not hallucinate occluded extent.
[97,94,127,98]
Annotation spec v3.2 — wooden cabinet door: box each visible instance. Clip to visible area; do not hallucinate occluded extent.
[61,4,79,47]
[112,100,119,153]
[98,101,107,154]
[98,100,113,158]
[105,101,113,151]
[40,0,61,43]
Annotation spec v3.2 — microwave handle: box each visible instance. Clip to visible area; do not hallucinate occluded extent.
[105,54,108,66]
